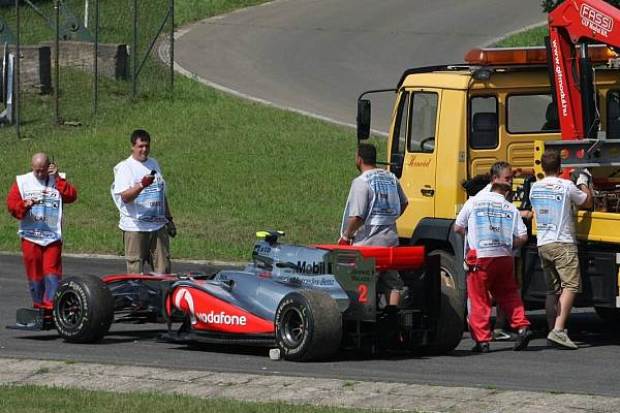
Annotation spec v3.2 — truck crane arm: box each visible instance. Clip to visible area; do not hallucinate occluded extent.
[548,0,620,140]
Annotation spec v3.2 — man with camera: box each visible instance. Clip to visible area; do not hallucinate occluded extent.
[111,129,175,274]
[6,153,77,310]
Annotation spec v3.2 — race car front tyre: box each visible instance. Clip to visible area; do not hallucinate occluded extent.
[53,275,114,343]
[275,290,342,361]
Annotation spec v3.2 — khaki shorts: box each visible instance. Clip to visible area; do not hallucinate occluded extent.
[538,242,581,294]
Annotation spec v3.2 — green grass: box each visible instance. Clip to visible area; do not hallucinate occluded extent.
[0,0,386,260]
[0,69,375,259]
[0,384,397,413]
[495,25,547,47]
[3,0,269,45]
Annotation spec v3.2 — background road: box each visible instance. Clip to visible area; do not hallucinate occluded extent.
[1,254,619,397]
[175,0,546,133]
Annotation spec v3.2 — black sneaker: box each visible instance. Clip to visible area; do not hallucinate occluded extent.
[513,327,533,351]
[472,342,490,353]
[492,329,513,341]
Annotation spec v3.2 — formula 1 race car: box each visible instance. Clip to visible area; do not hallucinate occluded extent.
[11,231,464,361]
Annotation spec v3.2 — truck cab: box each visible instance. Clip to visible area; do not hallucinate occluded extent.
[358,46,620,319]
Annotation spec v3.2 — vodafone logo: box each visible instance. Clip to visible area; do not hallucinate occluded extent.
[196,311,247,326]
[580,4,613,37]
[173,287,248,326]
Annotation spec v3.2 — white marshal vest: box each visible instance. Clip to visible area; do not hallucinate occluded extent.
[468,191,516,256]
[340,169,402,239]
[16,172,63,246]
[529,177,584,246]
[111,157,167,232]
[363,169,402,226]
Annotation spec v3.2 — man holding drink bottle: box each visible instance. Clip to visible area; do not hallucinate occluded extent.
[111,129,174,274]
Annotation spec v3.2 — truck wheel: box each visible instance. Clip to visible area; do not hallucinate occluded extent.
[429,249,467,316]
[275,290,342,361]
[429,250,459,292]
[425,251,465,354]
[594,306,620,323]
[53,275,114,343]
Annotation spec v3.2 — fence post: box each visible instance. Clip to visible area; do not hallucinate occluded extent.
[92,0,99,116]
[132,0,137,98]
[54,0,60,125]
[169,0,174,94]
[84,0,89,29]
[14,0,19,138]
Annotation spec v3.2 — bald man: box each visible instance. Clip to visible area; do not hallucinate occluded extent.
[6,153,77,311]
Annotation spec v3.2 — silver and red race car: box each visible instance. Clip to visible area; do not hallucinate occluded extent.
[12,231,464,361]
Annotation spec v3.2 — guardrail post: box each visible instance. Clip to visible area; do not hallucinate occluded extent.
[14,0,19,138]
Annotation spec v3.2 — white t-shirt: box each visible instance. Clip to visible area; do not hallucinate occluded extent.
[341,168,407,246]
[529,176,587,246]
[455,191,527,258]
[480,182,492,194]
[478,182,514,202]
[111,156,168,232]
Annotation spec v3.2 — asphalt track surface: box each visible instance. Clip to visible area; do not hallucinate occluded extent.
[1,253,620,397]
[3,1,619,398]
[175,0,547,133]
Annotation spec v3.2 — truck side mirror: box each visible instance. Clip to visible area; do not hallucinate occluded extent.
[357,99,371,141]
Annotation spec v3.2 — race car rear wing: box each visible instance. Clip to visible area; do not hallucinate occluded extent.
[313,245,426,272]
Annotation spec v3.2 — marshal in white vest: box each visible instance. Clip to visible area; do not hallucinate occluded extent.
[15,172,63,246]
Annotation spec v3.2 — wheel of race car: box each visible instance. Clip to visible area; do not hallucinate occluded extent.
[275,290,342,361]
[53,275,114,343]
[425,251,465,354]
[594,306,620,323]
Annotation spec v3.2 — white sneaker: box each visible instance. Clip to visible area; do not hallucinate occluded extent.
[547,329,578,350]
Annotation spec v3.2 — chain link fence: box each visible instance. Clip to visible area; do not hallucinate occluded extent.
[0,0,174,138]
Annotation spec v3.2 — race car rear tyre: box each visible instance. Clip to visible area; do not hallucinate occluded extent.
[53,275,114,343]
[425,251,465,354]
[275,290,342,361]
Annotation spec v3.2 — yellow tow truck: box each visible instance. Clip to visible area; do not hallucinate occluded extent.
[357,45,620,321]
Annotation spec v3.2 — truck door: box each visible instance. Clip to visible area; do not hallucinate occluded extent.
[389,89,440,235]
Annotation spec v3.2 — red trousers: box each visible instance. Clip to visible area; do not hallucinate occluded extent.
[21,239,62,309]
[467,256,529,343]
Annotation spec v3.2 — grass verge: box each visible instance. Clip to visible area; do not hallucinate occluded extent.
[0,384,393,413]
[495,25,547,47]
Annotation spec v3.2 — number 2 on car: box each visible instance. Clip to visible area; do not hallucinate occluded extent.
[357,284,368,303]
